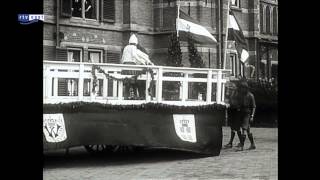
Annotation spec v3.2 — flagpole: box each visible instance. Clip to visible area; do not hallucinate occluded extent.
[223,0,231,69]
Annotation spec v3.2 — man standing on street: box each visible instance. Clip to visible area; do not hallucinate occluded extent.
[223,81,243,149]
[235,80,256,151]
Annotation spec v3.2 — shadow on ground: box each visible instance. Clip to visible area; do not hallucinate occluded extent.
[44,147,211,169]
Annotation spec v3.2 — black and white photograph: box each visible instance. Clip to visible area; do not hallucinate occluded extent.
[42,0,278,179]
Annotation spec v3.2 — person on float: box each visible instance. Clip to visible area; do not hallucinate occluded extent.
[121,34,154,99]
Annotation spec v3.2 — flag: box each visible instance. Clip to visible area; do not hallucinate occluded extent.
[228,10,249,63]
[176,10,217,44]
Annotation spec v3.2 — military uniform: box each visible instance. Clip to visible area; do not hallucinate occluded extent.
[236,81,256,151]
[223,83,243,149]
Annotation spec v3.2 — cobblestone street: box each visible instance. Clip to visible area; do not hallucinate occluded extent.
[44,127,278,180]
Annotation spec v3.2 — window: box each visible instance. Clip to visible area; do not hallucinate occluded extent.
[61,0,115,22]
[270,8,273,34]
[71,0,97,19]
[72,0,82,18]
[229,53,237,76]
[231,0,240,8]
[266,5,271,34]
[88,49,103,63]
[67,48,82,62]
[273,7,278,35]
[260,4,265,33]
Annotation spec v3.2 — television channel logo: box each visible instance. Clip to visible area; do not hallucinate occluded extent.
[18,14,44,25]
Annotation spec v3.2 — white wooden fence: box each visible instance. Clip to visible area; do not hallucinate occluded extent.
[43,61,231,106]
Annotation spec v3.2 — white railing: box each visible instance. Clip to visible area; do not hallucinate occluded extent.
[43,61,231,106]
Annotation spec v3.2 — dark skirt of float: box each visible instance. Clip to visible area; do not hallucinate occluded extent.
[43,102,225,156]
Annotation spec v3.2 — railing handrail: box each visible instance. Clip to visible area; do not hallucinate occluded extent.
[43,60,232,73]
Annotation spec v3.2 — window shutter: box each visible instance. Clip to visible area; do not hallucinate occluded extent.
[44,46,56,61]
[106,51,120,64]
[56,47,68,61]
[102,0,115,23]
[103,50,108,63]
[61,0,72,17]
[58,79,69,96]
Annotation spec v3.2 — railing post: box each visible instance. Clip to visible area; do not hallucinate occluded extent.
[90,67,98,101]
[206,70,212,103]
[216,70,222,104]
[44,66,52,101]
[221,81,225,103]
[113,72,118,98]
[53,69,58,97]
[78,64,84,101]
[117,72,123,100]
[145,69,151,102]
[43,67,46,100]
[182,73,188,102]
[156,67,163,102]
[103,69,108,99]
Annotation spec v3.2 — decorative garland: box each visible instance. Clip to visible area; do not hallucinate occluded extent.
[43,101,226,114]
[91,65,156,96]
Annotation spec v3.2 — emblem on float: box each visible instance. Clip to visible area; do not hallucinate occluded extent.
[173,114,197,143]
[43,114,67,143]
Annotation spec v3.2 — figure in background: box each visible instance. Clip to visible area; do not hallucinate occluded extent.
[85,0,93,19]
[223,81,243,149]
[72,0,82,18]
[235,80,256,151]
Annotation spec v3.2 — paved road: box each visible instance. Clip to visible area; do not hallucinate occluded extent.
[44,127,278,180]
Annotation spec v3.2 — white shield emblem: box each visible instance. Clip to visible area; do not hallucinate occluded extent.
[173,114,197,143]
[43,114,67,143]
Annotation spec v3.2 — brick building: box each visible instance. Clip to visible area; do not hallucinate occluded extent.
[44,0,278,81]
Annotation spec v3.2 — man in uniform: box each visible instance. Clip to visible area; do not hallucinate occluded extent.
[235,80,256,151]
[223,81,243,149]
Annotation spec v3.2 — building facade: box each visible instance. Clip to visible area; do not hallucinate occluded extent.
[44,0,278,81]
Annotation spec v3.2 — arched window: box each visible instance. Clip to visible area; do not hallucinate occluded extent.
[273,7,278,35]
[270,7,273,34]
[260,4,265,33]
[266,6,271,34]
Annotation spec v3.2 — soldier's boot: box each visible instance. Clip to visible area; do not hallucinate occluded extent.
[223,131,235,149]
[236,134,246,151]
[235,131,242,148]
[247,133,256,150]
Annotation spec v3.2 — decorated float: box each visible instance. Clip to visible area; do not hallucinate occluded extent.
[43,61,230,156]
[43,2,238,156]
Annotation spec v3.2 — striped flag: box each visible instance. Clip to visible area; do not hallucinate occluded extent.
[228,10,249,63]
[176,10,217,44]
